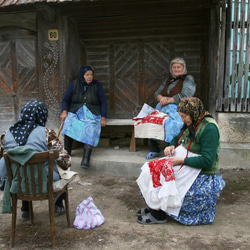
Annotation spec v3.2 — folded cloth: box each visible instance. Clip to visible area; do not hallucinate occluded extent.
[134,110,169,140]
[133,103,154,120]
[53,165,80,192]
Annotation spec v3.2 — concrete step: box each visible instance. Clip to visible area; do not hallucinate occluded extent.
[70,143,250,178]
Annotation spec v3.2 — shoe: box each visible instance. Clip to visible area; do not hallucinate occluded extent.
[136,207,151,216]
[137,212,167,225]
[145,151,161,160]
[54,205,66,217]
[81,144,92,168]
[21,211,29,222]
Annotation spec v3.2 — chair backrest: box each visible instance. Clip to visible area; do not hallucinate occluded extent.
[4,150,59,201]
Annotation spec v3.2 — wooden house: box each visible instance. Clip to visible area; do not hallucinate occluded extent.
[0,0,249,154]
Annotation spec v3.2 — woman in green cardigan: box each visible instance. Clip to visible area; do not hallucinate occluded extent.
[136,97,225,225]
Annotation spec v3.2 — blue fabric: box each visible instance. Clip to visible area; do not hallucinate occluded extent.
[62,105,101,147]
[168,173,225,225]
[155,103,184,143]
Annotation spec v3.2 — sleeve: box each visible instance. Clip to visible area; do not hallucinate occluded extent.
[61,81,74,111]
[173,75,196,104]
[184,123,220,170]
[45,128,71,170]
[97,82,108,118]
[153,78,168,101]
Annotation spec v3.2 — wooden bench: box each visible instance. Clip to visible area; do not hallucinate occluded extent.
[105,119,136,152]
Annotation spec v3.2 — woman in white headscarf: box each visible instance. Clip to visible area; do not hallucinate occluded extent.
[135,57,196,159]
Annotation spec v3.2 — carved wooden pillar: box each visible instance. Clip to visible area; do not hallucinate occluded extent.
[36,4,68,130]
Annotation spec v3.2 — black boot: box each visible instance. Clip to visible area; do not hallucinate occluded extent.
[81,144,92,169]
[64,135,73,155]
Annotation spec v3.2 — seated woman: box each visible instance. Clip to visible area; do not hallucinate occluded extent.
[0,100,71,220]
[60,65,107,169]
[135,57,196,159]
[136,97,225,225]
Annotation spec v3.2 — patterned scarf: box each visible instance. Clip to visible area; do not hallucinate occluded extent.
[177,97,212,141]
[9,100,48,146]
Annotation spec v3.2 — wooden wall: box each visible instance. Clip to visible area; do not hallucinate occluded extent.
[0,0,217,131]
[61,0,212,117]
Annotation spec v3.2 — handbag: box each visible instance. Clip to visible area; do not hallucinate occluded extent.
[73,196,105,229]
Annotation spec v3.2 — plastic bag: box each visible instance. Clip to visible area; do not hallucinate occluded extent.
[73,196,105,229]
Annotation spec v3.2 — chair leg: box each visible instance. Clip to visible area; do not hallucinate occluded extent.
[11,196,17,248]
[48,198,56,247]
[64,189,71,227]
[28,201,34,224]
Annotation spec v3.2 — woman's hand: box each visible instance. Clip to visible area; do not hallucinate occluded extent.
[164,145,175,156]
[159,96,169,107]
[60,110,68,123]
[101,117,106,127]
[168,157,185,166]
[158,96,175,107]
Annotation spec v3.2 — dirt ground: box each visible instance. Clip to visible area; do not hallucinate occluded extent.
[0,168,249,250]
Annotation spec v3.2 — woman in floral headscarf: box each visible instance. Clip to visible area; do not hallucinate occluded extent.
[136,97,225,225]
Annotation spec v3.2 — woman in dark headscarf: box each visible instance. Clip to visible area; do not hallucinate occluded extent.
[0,100,67,220]
[60,66,107,169]
[136,97,225,225]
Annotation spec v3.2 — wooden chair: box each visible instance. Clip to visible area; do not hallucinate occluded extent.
[3,150,71,248]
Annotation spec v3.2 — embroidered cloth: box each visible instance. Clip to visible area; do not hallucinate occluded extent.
[136,145,201,216]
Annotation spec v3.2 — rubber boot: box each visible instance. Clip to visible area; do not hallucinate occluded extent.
[64,135,73,155]
[81,144,92,169]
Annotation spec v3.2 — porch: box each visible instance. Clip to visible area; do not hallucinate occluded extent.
[70,138,250,178]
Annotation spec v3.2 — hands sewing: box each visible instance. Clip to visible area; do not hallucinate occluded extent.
[164,145,185,166]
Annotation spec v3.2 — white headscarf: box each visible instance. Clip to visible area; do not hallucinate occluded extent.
[169,57,187,78]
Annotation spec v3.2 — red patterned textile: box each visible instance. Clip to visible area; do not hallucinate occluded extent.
[148,158,174,188]
[135,110,166,126]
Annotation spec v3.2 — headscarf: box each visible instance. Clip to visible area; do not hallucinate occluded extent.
[177,97,212,141]
[79,65,95,93]
[169,57,187,78]
[9,100,48,146]
[79,65,94,84]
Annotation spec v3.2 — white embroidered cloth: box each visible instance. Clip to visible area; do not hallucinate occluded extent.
[136,145,201,216]
[134,110,169,140]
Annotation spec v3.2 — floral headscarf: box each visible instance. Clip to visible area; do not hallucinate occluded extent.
[177,97,212,141]
[9,100,48,146]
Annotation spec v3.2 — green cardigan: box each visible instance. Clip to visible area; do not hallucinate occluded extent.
[1,146,47,214]
[170,117,220,175]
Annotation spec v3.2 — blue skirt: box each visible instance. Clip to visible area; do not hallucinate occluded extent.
[168,173,225,225]
[155,103,184,143]
[62,105,101,147]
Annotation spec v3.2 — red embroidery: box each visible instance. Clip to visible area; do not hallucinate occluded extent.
[148,158,174,188]
[135,110,166,126]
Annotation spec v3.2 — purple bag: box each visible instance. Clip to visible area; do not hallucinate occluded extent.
[73,196,105,229]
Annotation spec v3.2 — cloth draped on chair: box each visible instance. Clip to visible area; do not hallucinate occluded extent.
[1,146,47,213]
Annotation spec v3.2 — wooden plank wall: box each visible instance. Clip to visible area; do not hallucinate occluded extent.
[218,0,250,112]
[62,0,212,118]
